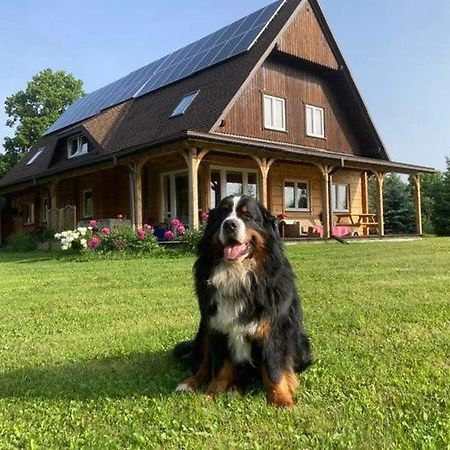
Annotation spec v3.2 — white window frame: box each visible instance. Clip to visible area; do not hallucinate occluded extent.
[263,94,286,132]
[283,180,310,212]
[82,189,93,218]
[160,169,189,223]
[22,203,35,225]
[305,104,325,139]
[68,135,88,159]
[209,166,259,209]
[332,183,350,213]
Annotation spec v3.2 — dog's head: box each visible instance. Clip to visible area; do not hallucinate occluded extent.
[199,195,279,263]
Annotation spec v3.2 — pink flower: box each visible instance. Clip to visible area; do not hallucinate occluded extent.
[101,227,110,234]
[171,218,181,228]
[201,211,209,222]
[88,237,100,249]
[137,229,145,240]
[117,214,123,220]
[177,225,186,235]
[144,224,153,232]
[165,230,174,241]
[89,219,98,228]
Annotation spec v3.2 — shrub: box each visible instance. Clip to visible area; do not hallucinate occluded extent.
[6,232,37,252]
[54,223,164,256]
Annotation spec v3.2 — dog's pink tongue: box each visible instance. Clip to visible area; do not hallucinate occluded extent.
[224,243,246,261]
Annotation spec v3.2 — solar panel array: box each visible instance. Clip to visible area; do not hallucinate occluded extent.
[45,0,285,135]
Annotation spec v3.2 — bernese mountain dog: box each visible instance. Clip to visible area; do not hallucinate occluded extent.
[174,195,312,407]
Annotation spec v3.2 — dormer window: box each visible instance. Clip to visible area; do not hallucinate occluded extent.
[171,91,199,117]
[263,94,286,132]
[67,135,89,159]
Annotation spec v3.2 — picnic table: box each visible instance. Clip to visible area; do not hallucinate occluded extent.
[335,213,379,235]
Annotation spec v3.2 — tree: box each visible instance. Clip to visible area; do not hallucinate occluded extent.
[383,174,415,234]
[1,69,84,177]
[431,158,450,236]
[410,171,443,234]
[368,174,415,234]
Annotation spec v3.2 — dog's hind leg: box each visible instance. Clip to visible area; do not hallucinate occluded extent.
[176,327,210,392]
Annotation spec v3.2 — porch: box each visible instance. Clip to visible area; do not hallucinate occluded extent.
[0,136,426,244]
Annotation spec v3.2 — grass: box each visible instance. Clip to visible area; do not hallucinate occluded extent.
[0,239,449,449]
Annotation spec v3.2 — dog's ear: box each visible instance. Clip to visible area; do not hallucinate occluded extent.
[259,203,280,237]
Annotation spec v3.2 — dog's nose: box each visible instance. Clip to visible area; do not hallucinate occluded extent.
[223,219,238,234]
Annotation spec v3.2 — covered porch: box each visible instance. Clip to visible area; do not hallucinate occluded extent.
[0,134,432,244]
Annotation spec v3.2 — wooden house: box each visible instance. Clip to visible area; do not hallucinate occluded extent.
[0,0,434,244]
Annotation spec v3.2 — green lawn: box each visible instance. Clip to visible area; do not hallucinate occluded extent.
[0,239,449,449]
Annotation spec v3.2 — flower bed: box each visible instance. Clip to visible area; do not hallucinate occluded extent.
[54,212,209,254]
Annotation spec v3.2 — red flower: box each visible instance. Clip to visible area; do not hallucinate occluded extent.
[201,211,209,222]
[89,219,98,228]
[137,229,145,240]
[117,214,123,220]
[165,230,174,241]
[88,237,100,249]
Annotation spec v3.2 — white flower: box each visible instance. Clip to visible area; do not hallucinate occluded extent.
[80,239,87,248]
[78,227,88,236]
[61,244,68,251]
[88,226,93,231]
[54,233,61,240]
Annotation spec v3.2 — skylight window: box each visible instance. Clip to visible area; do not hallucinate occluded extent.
[26,148,44,166]
[171,91,199,117]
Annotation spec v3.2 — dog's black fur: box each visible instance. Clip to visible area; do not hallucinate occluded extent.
[174,195,312,406]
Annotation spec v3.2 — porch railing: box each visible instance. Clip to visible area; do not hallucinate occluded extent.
[47,205,77,232]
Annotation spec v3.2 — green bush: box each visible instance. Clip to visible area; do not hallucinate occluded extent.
[180,227,204,253]
[6,232,37,252]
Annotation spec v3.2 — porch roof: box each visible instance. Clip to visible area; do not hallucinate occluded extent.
[185,131,436,175]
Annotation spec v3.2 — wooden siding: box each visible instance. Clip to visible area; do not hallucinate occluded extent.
[57,167,131,222]
[218,60,363,155]
[278,0,338,69]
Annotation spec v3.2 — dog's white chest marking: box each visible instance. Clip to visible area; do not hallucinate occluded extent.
[208,260,258,363]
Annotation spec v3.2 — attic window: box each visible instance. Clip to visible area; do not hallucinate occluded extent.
[171,91,199,117]
[68,135,89,159]
[26,148,44,166]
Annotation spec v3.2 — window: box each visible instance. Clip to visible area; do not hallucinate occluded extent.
[82,190,93,218]
[332,184,350,212]
[263,94,286,131]
[21,203,35,225]
[161,171,189,224]
[171,91,199,117]
[26,148,44,166]
[68,135,89,158]
[210,167,258,209]
[40,197,49,223]
[305,104,325,138]
[284,181,310,212]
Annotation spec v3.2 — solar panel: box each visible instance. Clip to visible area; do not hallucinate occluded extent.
[44,0,285,135]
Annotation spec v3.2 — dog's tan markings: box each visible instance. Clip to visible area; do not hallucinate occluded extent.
[176,330,211,393]
[252,320,272,341]
[205,360,236,397]
[245,228,266,271]
[262,367,298,408]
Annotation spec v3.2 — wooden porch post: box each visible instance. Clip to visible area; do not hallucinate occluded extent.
[252,157,276,208]
[412,174,423,236]
[49,180,59,209]
[374,171,385,237]
[128,159,147,229]
[316,164,334,239]
[182,148,209,229]
[361,171,369,236]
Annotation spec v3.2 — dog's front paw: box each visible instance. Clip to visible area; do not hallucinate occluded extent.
[175,382,194,393]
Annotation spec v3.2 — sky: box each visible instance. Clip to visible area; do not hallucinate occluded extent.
[1,0,449,171]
